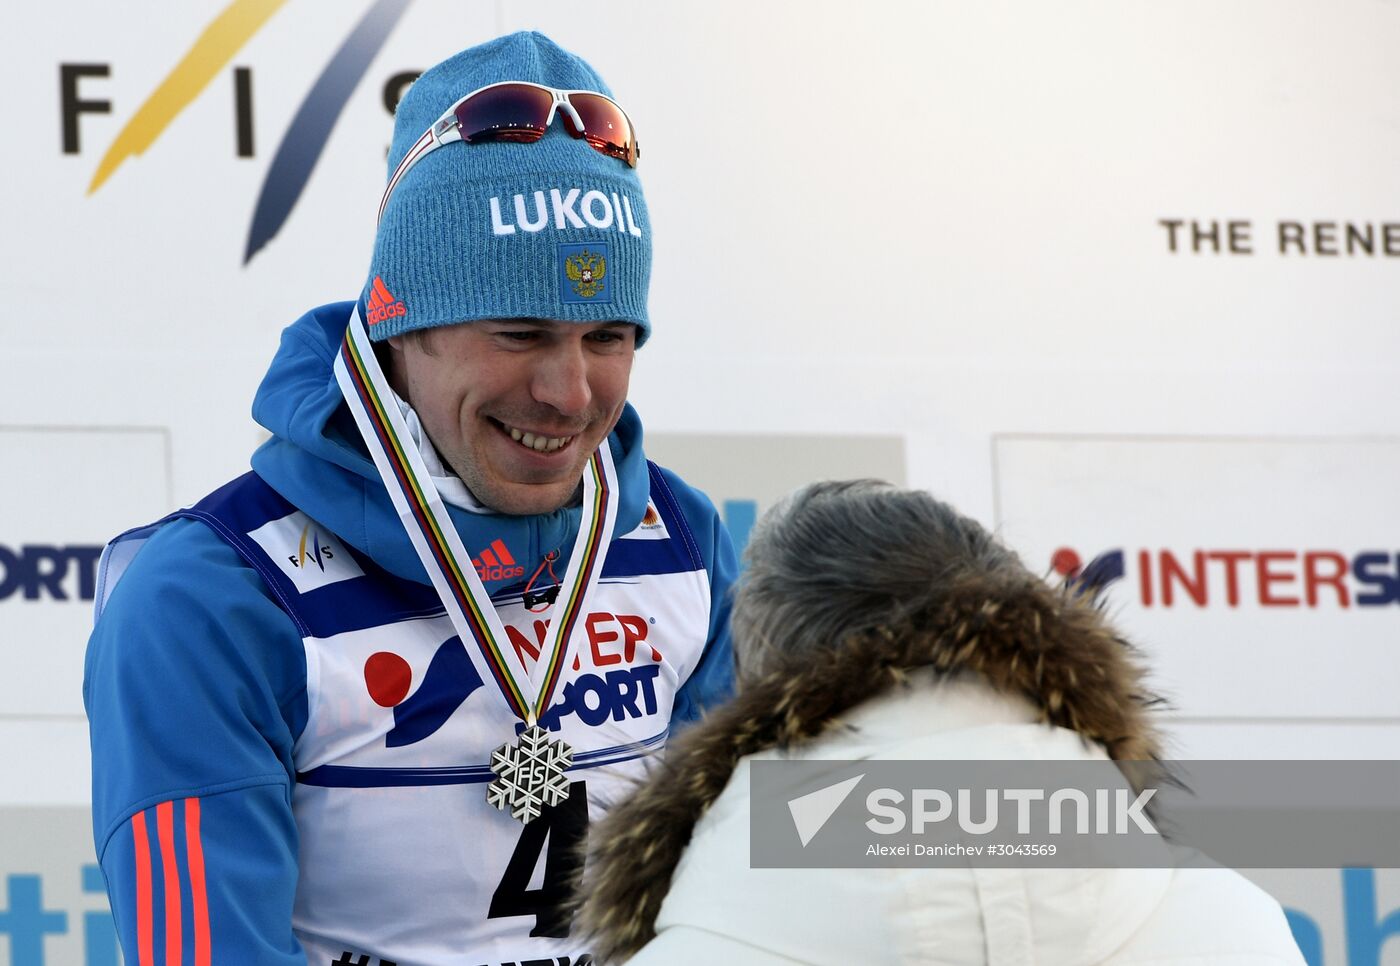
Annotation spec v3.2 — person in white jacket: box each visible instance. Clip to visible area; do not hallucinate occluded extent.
[577,480,1306,965]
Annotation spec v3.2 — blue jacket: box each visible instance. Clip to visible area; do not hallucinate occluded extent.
[84,302,737,965]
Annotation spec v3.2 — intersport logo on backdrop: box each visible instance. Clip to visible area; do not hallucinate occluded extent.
[1052,546,1400,607]
[0,544,104,602]
[60,0,414,265]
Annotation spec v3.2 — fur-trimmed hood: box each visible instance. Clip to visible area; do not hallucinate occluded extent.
[576,573,1165,963]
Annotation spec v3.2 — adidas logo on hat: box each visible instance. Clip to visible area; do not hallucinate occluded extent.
[366,275,406,325]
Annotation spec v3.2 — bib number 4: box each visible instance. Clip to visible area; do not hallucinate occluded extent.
[488,780,589,938]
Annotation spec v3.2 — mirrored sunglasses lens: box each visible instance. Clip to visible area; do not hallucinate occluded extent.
[455,84,555,143]
[568,93,636,165]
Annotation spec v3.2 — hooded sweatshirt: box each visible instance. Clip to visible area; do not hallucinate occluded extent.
[84,301,737,966]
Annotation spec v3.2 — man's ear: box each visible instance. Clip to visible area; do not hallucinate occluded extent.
[375,335,409,397]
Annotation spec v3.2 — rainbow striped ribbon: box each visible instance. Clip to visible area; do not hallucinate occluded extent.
[333,305,618,724]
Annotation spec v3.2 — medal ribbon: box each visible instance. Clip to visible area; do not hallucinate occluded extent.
[333,305,619,724]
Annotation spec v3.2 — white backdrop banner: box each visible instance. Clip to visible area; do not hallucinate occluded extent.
[5,1,1400,963]
[993,435,1400,720]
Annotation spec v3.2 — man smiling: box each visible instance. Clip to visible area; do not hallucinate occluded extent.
[386,318,638,516]
[85,32,736,966]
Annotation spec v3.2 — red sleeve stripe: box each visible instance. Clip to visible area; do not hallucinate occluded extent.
[131,809,155,966]
[155,801,183,966]
[130,797,213,966]
[185,797,212,966]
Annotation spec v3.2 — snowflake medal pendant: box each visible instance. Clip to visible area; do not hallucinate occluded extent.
[487,725,574,824]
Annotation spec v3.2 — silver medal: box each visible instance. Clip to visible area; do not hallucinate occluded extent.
[486,725,575,824]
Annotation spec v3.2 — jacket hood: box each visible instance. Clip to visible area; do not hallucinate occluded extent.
[577,573,1166,963]
[249,301,650,587]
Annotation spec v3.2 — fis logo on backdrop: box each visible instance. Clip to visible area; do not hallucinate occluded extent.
[248,513,363,592]
[65,0,650,265]
[65,0,415,265]
[1052,545,1400,608]
[559,244,611,303]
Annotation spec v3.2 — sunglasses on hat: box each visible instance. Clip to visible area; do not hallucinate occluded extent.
[378,81,640,224]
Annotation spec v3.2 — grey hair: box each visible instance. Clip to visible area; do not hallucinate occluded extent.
[732,480,1028,682]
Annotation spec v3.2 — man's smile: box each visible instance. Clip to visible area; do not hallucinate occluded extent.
[490,418,579,454]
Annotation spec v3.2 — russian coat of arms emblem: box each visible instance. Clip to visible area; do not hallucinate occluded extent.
[564,249,607,298]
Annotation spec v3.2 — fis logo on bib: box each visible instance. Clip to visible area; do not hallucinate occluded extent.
[291,524,334,572]
[249,513,364,591]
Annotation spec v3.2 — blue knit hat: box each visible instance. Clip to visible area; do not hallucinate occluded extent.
[363,32,651,344]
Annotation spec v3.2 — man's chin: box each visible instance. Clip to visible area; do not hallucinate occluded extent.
[472,477,583,516]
